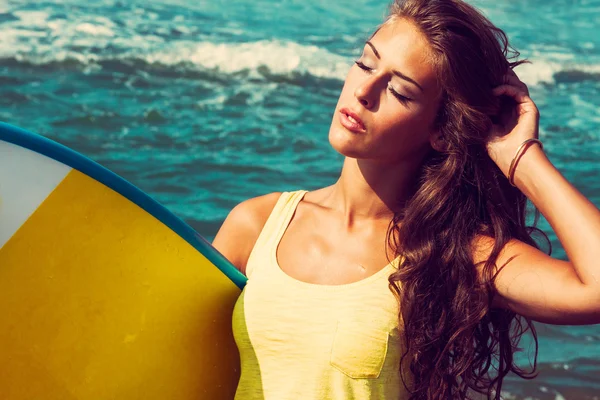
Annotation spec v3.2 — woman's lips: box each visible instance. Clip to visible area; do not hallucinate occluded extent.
[339,108,366,133]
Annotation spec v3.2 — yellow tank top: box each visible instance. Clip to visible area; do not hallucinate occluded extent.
[231,190,411,399]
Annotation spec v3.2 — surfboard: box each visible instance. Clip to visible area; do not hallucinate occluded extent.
[0,122,246,399]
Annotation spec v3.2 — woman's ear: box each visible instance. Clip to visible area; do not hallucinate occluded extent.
[429,131,446,152]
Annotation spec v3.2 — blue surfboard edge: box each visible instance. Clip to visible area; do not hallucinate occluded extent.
[0,121,247,290]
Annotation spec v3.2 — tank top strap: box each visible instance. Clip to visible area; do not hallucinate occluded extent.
[245,190,307,278]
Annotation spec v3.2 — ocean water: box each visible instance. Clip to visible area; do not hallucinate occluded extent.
[1,0,599,397]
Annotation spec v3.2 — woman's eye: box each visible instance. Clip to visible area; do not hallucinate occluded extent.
[354,60,373,73]
[388,84,412,105]
[353,62,412,106]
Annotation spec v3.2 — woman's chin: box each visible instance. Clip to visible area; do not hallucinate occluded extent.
[328,129,367,159]
[329,139,364,159]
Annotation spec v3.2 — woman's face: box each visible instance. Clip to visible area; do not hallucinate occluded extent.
[329,18,442,165]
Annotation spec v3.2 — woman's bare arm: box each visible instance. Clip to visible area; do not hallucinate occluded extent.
[478,146,600,325]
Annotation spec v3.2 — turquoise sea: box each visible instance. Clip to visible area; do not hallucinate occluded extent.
[1,0,599,398]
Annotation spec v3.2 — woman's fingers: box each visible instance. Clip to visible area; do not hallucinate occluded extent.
[492,84,530,104]
[492,83,539,122]
[502,73,529,95]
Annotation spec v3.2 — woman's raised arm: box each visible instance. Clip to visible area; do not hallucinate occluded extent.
[482,70,600,325]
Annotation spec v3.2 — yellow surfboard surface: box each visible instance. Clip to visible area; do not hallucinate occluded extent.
[0,124,243,399]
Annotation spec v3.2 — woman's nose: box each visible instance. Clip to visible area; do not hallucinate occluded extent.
[354,76,379,109]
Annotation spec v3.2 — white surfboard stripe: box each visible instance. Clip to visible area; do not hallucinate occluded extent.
[0,140,72,250]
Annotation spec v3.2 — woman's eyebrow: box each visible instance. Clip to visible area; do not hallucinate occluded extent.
[366,41,424,93]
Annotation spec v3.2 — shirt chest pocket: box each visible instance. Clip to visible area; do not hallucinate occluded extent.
[329,320,390,379]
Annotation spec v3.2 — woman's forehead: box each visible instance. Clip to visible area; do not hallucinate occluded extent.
[368,19,438,91]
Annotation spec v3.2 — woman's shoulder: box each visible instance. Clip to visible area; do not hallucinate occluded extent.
[212,192,284,274]
[225,189,315,235]
[229,192,284,229]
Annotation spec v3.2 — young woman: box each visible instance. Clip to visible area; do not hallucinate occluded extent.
[213,0,600,398]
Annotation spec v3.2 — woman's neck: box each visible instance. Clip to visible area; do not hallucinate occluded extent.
[322,157,421,226]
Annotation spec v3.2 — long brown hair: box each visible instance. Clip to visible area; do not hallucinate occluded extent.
[383,1,546,398]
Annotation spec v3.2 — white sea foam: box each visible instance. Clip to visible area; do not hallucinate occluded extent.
[0,9,598,86]
[514,46,600,86]
[0,7,349,81]
[75,22,115,37]
[144,40,351,80]
[515,58,600,86]
[516,61,562,86]
[12,10,50,27]
[4,28,600,88]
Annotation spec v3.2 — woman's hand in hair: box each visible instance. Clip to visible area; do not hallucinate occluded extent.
[485,68,541,177]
